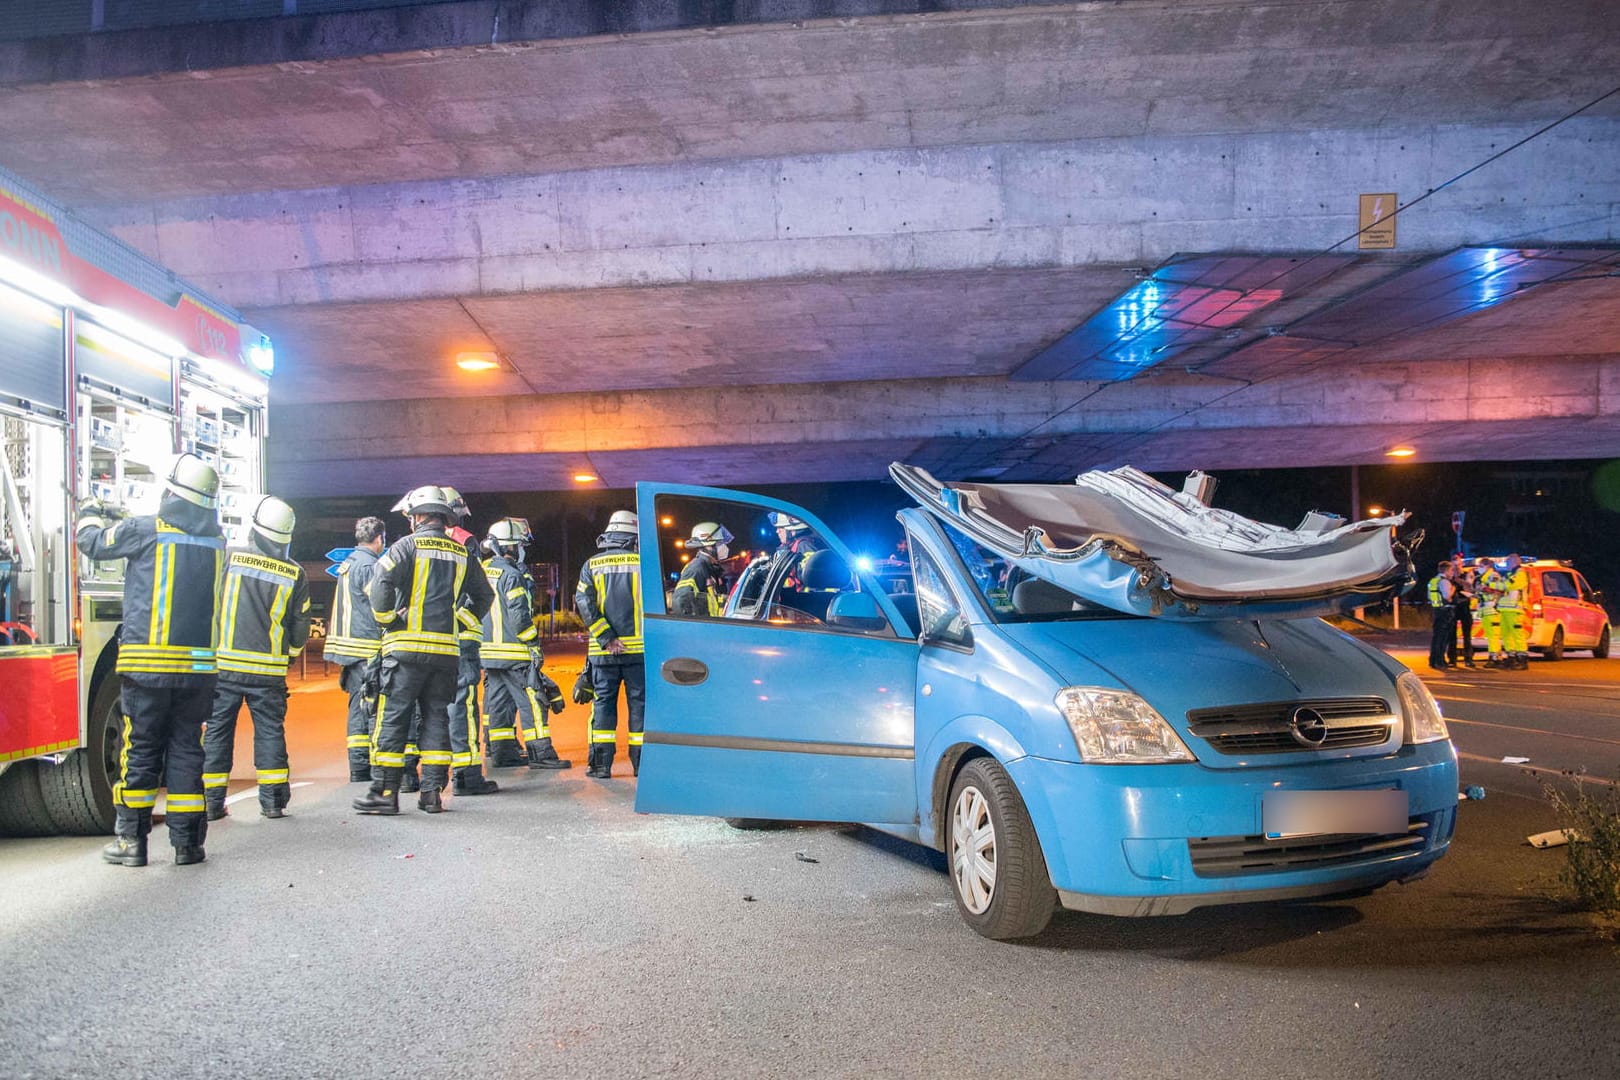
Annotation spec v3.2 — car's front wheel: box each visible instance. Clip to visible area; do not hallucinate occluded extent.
[1547,625,1565,661]
[946,757,1056,940]
[1594,626,1611,659]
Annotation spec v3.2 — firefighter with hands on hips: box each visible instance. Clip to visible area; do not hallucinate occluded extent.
[437,486,504,793]
[672,522,733,617]
[75,452,225,867]
[1474,557,1507,668]
[324,516,388,782]
[1499,553,1531,670]
[202,496,312,821]
[575,510,645,778]
[353,485,493,815]
[482,517,571,771]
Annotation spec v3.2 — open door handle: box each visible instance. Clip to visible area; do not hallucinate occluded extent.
[661,657,709,686]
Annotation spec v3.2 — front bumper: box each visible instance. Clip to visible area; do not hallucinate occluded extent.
[1006,741,1458,916]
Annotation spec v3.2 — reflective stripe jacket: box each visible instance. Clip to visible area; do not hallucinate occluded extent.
[1499,568,1529,612]
[1474,567,1504,614]
[369,523,494,669]
[75,511,225,685]
[481,554,539,669]
[575,541,643,658]
[216,547,312,685]
[672,551,725,617]
[324,547,382,666]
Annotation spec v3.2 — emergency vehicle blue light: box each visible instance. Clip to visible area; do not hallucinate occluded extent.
[855,556,874,572]
[247,335,274,376]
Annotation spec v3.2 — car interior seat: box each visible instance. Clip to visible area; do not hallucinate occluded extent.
[1011,577,1079,615]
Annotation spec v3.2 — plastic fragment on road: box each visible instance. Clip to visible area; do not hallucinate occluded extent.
[1457,786,1486,802]
[794,851,819,864]
[1527,829,1582,849]
[742,894,756,902]
[1502,756,1531,764]
[395,853,415,859]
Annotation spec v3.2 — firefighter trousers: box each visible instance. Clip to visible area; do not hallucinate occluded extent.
[1500,609,1528,656]
[589,657,645,774]
[371,658,455,793]
[485,667,563,762]
[115,676,214,849]
[339,662,375,779]
[204,679,291,812]
[451,642,482,770]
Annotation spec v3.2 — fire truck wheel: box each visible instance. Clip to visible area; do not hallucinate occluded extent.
[0,761,59,838]
[36,676,122,835]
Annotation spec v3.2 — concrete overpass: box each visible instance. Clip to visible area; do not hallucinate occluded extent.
[3,0,1618,496]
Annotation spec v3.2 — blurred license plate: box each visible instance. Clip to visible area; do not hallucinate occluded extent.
[1262,789,1408,839]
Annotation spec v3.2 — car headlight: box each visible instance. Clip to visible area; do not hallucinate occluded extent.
[1056,687,1195,764]
[1396,671,1450,744]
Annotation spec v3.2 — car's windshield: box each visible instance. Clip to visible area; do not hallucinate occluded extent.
[937,519,1127,623]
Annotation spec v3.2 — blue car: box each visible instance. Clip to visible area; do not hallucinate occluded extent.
[634,467,1457,939]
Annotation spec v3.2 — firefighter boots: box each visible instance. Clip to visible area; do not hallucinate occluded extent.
[401,768,421,794]
[452,767,499,795]
[174,846,207,866]
[417,788,444,814]
[205,791,229,821]
[527,743,572,770]
[101,836,148,867]
[353,768,403,815]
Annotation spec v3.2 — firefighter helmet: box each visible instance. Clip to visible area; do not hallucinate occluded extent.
[250,496,297,547]
[769,511,809,535]
[165,452,220,510]
[441,486,470,520]
[686,522,734,551]
[487,517,532,546]
[396,485,453,519]
[605,510,638,535]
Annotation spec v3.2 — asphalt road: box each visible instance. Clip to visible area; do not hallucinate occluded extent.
[2,643,1617,1080]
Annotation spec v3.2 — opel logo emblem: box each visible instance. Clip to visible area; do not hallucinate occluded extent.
[1290,706,1328,748]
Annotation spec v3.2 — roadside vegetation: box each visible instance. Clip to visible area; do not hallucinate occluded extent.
[1542,772,1620,928]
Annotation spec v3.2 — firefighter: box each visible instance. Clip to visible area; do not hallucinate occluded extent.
[438,487,502,793]
[324,516,388,781]
[202,496,312,821]
[575,510,644,778]
[353,485,493,815]
[1499,553,1531,670]
[769,511,824,590]
[482,517,571,772]
[1474,557,1506,668]
[673,522,733,617]
[75,452,225,867]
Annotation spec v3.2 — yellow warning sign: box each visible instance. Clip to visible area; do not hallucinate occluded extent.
[1358,193,1398,250]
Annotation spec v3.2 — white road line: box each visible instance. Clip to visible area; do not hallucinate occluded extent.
[1444,715,1620,748]
[224,780,314,806]
[1456,751,1617,786]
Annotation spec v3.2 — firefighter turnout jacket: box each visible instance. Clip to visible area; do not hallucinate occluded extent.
[216,544,313,683]
[75,503,225,683]
[672,550,726,616]
[576,537,643,658]
[324,546,383,666]
[481,554,540,668]
[368,523,493,668]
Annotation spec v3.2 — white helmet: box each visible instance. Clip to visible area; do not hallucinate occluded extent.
[441,486,470,520]
[250,495,296,547]
[395,485,453,518]
[769,511,809,535]
[686,522,734,550]
[605,510,638,535]
[165,452,220,510]
[487,517,532,545]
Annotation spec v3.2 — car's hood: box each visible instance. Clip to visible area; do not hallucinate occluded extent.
[891,461,1417,620]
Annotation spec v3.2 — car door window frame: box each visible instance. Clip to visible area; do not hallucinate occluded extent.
[909,539,973,652]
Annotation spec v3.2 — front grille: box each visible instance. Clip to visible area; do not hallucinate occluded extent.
[1188,819,1430,878]
[1187,697,1396,755]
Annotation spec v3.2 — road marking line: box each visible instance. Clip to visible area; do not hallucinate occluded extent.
[225,780,313,807]
[1456,751,1617,787]
[1443,715,1620,748]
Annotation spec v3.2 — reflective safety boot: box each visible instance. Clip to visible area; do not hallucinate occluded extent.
[400,769,421,794]
[452,767,499,795]
[348,754,372,783]
[417,788,445,814]
[526,743,572,770]
[205,792,229,822]
[101,835,148,867]
[174,846,207,866]
[353,771,402,816]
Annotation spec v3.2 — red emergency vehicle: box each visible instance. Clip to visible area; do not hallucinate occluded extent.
[0,166,271,835]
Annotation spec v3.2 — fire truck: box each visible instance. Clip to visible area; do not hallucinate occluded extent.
[0,166,272,836]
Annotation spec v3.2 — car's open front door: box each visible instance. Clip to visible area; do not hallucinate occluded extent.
[633,483,918,825]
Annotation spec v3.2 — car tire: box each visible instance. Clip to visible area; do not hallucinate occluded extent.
[946,757,1056,940]
[1547,625,1564,662]
[36,677,120,835]
[1594,626,1611,659]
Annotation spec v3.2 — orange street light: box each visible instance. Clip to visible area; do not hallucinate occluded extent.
[1385,446,1417,459]
[572,473,597,483]
[455,351,501,371]
[660,516,673,526]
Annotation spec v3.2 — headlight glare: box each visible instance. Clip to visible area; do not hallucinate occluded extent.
[1056,687,1195,764]
[1397,671,1449,744]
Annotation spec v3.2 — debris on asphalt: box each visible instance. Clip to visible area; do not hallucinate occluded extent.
[1457,786,1486,802]
[1502,756,1531,764]
[1527,829,1581,849]
[794,851,819,864]
[395,853,415,859]
[742,894,756,902]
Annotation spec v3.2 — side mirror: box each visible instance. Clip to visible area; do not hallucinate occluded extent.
[1591,589,1604,606]
[827,591,888,633]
